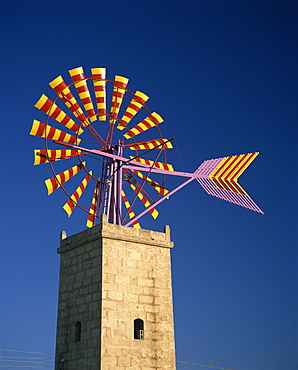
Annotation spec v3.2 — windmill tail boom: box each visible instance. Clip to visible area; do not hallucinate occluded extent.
[194,152,264,214]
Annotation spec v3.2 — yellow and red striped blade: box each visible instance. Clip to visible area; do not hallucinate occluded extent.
[86,179,100,228]
[130,156,174,171]
[121,190,141,228]
[34,149,81,165]
[69,67,97,122]
[127,182,159,219]
[35,95,83,135]
[49,75,90,127]
[44,162,86,195]
[30,120,81,144]
[91,68,106,121]
[63,171,92,217]
[123,112,163,139]
[110,75,129,124]
[129,138,173,151]
[117,91,149,130]
[130,169,169,196]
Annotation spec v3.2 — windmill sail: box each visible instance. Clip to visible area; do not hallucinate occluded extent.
[91,68,106,121]
[124,112,163,139]
[30,120,81,144]
[44,162,86,195]
[121,190,141,228]
[69,67,97,122]
[63,171,92,216]
[35,95,83,134]
[117,91,149,130]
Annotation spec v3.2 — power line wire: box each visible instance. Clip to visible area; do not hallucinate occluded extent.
[177,360,237,370]
[0,349,54,369]
[0,350,46,355]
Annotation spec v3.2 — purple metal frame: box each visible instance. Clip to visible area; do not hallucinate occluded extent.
[54,140,264,225]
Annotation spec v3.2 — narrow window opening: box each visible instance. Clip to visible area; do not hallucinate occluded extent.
[75,321,81,342]
[134,318,144,340]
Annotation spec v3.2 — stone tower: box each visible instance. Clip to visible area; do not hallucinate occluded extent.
[55,214,176,369]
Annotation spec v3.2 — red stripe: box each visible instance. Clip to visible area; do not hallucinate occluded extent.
[230,153,256,181]
[49,177,57,190]
[134,96,146,105]
[40,98,53,113]
[211,157,231,179]
[220,155,241,179]
[94,85,105,92]
[50,106,61,119]
[53,81,67,94]
[71,72,84,83]
[114,81,127,88]
[36,122,45,136]
[77,85,88,93]
[124,111,134,120]
[48,126,56,139]
[92,74,104,80]
[148,114,159,125]
[129,103,139,112]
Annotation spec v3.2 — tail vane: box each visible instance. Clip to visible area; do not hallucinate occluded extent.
[195,153,264,214]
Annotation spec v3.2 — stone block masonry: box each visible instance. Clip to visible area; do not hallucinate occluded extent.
[55,214,176,369]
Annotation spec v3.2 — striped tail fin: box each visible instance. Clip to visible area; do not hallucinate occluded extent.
[195,152,264,214]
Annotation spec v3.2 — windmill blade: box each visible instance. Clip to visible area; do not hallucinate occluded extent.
[126,181,159,219]
[195,153,264,214]
[121,190,141,228]
[91,68,106,121]
[69,67,97,122]
[49,75,90,126]
[128,138,173,151]
[123,112,163,139]
[30,120,81,144]
[34,149,81,165]
[110,75,129,123]
[130,156,174,171]
[63,171,92,217]
[35,95,83,134]
[44,162,86,195]
[130,169,169,196]
[86,179,100,228]
[117,91,149,130]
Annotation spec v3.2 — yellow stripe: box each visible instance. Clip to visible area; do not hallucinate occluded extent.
[135,91,149,102]
[128,183,159,219]
[44,162,86,195]
[121,190,141,228]
[229,153,259,181]
[49,75,63,89]
[63,171,92,217]
[151,112,164,124]
[130,156,174,171]
[224,155,246,180]
[210,156,235,180]
[63,201,73,217]
[34,94,48,110]
[69,67,84,77]
[115,75,129,85]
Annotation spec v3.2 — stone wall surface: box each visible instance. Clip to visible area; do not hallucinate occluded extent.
[55,215,176,369]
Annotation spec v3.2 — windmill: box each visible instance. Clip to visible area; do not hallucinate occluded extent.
[30,66,263,369]
[30,66,263,229]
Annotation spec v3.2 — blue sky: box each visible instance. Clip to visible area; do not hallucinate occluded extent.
[0,0,297,369]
